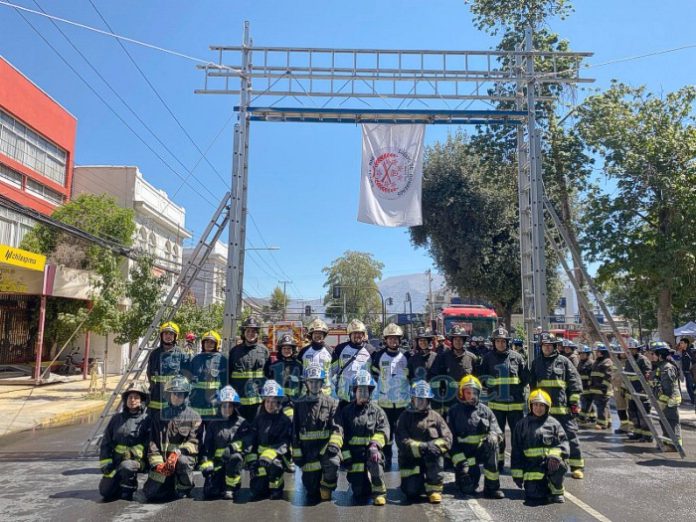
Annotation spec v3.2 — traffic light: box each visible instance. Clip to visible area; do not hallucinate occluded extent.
[386,297,393,306]
[304,305,312,317]
[332,285,341,299]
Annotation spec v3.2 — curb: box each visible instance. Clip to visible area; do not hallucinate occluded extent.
[34,401,105,431]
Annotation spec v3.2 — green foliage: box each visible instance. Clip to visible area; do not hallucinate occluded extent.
[173,299,224,337]
[322,251,384,325]
[269,286,290,316]
[465,0,574,34]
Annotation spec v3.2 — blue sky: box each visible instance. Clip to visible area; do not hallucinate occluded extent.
[1,0,694,302]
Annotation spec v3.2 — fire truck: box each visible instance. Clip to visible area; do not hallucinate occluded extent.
[436,304,498,338]
[262,321,305,354]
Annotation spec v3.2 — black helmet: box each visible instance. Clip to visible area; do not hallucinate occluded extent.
[415,327,435,340]
[539,332,558,346]
[276,333,297,349]
[240,316,262,332]
[491,327,511,341]
[121,381,149,404]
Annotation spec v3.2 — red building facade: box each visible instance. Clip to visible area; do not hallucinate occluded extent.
[0,57,77,217]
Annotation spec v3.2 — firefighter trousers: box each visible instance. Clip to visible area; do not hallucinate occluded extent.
[523,459,567,501]
[555,415,583,471]
[659,404,682,448]
[203,455,244,499]
[143,455,196,501]
[250,458,286,498]
[491,407,523,468]
[99,459,141,500]
[399,454,444,499]
[381,407,404,465]
[346,458,386,499]
[301,452,340,496]
[591,394,611,428]
[579,394,596,424]
[454,439,500,494]
[627,397,651,437]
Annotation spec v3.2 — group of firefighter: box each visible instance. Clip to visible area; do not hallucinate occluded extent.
[98,315,683,507]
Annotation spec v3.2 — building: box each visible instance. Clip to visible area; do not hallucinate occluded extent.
[183,240,226,307]
[72,165,192,373]
[0,57,77,246]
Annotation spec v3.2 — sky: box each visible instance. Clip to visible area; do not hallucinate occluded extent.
[1,0,695,302]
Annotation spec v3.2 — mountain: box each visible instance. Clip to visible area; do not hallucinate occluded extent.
[378,272,446,315]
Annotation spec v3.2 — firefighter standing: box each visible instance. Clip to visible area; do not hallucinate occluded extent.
[297,318,333,394]
[651,341,682,451]
[530,332,584,479]
[396,380,452,504]
[189,330,227,419]
[448,375,504,499]
[409,328,438,382]
[264,334,303,419]
[562,340,580,368]
[625,343,653,442]
[98,382,151,501]
[577,345,596,426]
[333,370,390,506]
[293,364,341,502]
[332,319,373,409]
[199,385,249,500]
[371,323,410,468]
[430,326,478,416]
[479,326,529,472]
[511,389,570,505]
[144,376,202,501]
[248,380,293,500]
[146,322,190,415]
[610,344,631,434]
[229,317,269,422]
[588,344,614,430]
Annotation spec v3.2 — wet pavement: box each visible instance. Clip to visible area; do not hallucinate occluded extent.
[0,418,694,522]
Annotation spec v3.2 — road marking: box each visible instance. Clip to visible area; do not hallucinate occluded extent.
[564,491,613,522]
[464,498,494,521]
[432,471,494,521]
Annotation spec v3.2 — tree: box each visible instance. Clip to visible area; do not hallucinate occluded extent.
[269,286,290,320]
[602,273,656,343]
[322,251,384,330]
[465,0,573,34]
[173,296,224,338]
[577,83,696,344]
[115,254,166,354]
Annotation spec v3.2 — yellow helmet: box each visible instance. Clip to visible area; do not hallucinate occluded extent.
[383,323,403,338]
[528,389,552,409]
[159,321,180,337]
[457,375,481,401]
[201,330,221,349]
[347,319,367,335]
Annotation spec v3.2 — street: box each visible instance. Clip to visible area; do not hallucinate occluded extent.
[0,416,694,522]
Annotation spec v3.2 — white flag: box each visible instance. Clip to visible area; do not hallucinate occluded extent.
[358,124,424,227]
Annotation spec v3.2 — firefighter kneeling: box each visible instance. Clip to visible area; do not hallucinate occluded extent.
[447,375,504,499]
[396,380,453,504]
[511,389,569,505]
[334,370,390,506]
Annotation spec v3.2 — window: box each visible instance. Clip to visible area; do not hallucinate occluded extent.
[136,227,148,251]
[148,232,157,254]
[25,178,64,205]
[0,164,22,188]
[0,109,67,185]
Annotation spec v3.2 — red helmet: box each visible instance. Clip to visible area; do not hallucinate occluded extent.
[185,332,196,342]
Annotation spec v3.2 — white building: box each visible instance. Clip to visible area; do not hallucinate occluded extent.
[71,165,192,373]
[183,240,227,307]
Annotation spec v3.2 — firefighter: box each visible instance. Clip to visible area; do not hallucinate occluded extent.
[332,319,373,409]
[625,343,653,442]
[448,375,504,499]
[430,326,478,416]
[511,389,570,505]
[650,341,682,451]
[396,380,453,504]
[199,385,249,501]
[577,345,596,426]
[608,343,631,434]
[293,363,341,502]
[189,330,227,419]
[144,376,202,501]
[184,332,197,356]
[435,334,447,354]
[146,321,190,415]
[98,382,151,501]
[530,332,584,479]
[479,326,529,472]
[264,334,303,419]
[512,338,528,363]
[297,318,333,394]
[371,323,410,468]
[333,370,390,506]
[588,343,614,430]
[562,340,580,368]
[248,380,293,500]
[408,328,438,383]
[229,316,269,422]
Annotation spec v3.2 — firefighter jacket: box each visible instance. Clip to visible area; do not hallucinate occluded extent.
[567,352,580,369]
[429,348,477,382]
[189,351,228,417]
[199,412,251,472]
[510,412,570,482]
[148,403,202,468]
[228,342,269,407]
[447,399,502,468]
[146,345,190,410]
[577,357,594,396]
[334,400,390,469]
[298,343,333,394]
[530,352,583,415]
[655,359,682,408]
[247,408,293,466]
[407,349,437,383]
[624,354,652,396]
[292,393,340,465]
[99,404,150,472]
[371,348,411,409]
[396,405,452,460]
[479,349,529,411]
[589,356,614,397]
[331,342,373,402]
[264,356,303,400]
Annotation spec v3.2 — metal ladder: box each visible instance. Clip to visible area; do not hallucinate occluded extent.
[80,192,232,455]
[543,195,686,457]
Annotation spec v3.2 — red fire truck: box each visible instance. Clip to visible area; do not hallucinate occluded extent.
[436,304,498,338]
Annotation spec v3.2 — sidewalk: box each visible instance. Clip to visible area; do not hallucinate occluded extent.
[0,375,122,439]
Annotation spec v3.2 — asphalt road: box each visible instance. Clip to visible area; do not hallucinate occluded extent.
[0,416,694,522]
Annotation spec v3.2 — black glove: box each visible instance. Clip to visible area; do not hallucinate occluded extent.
[325,444,341,457]
[514,477,524,488]
[424,441,441,457]
[220,447,232,463]
[201,466,215,478]
[100,462,115,475]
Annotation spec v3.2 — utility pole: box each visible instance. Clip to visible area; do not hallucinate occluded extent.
[279,280,292,320]
[427,269,434,331]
